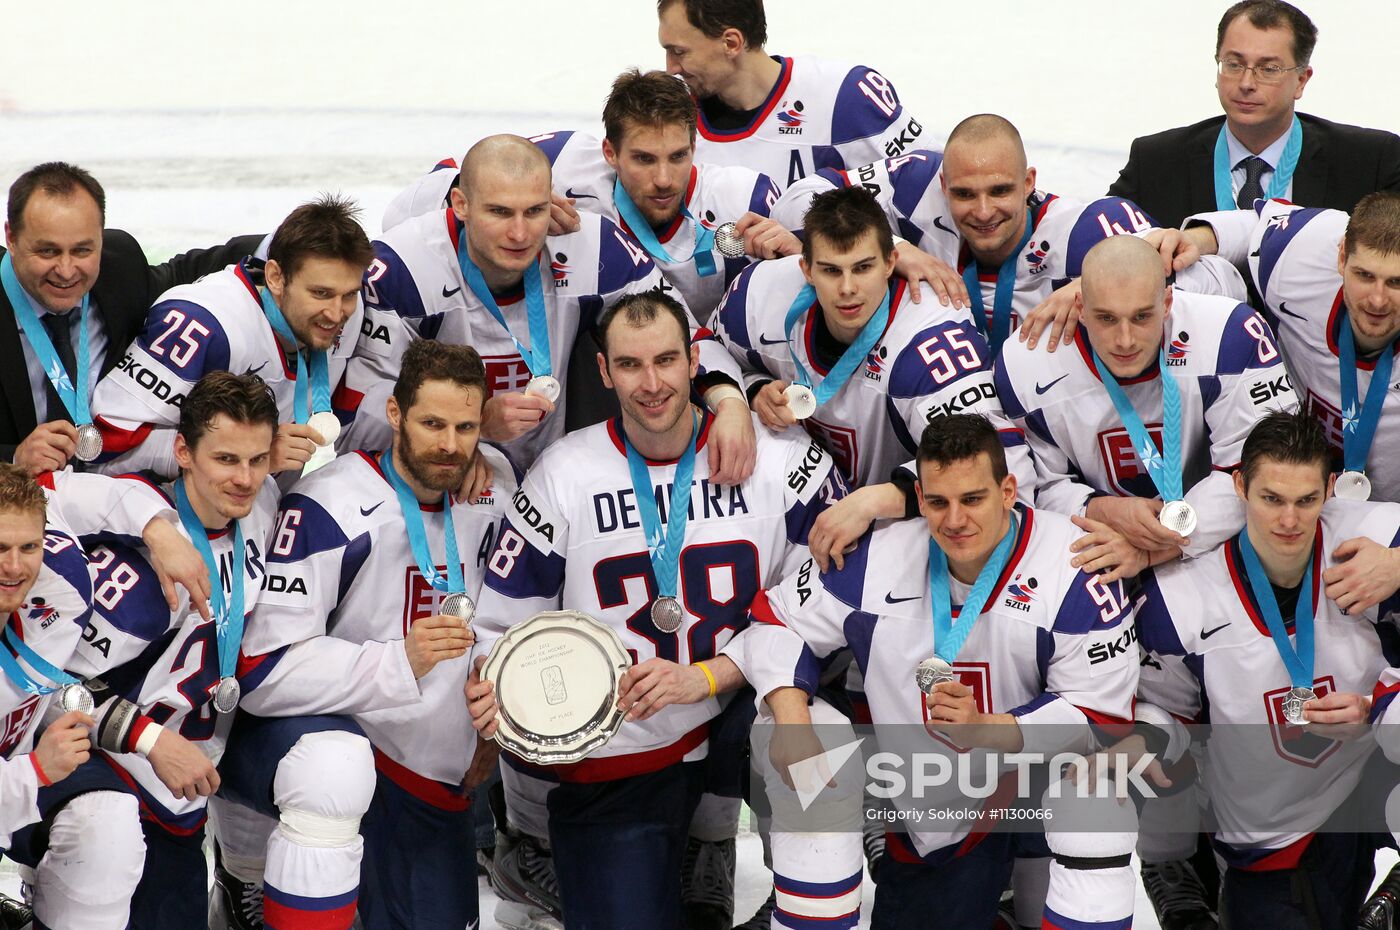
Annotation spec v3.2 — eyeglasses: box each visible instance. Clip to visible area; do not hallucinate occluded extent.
[1216,59,1306,85]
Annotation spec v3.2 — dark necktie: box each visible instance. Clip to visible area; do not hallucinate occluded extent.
[1237,156,1269,210]
[39,312,78,423]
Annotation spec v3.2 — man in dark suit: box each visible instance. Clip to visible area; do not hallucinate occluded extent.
[1108,0,1400,230]
[1,162,261,474]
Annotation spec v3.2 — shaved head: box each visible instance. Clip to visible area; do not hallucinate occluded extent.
[944,114,1027,172]
[459,134,551,200]
[1080,234,1164,305]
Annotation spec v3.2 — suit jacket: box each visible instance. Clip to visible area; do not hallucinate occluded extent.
[1108,112,1400,230]
[0,230,264,460]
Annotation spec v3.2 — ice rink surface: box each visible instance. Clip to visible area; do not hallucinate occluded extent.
[3,1,1399,926]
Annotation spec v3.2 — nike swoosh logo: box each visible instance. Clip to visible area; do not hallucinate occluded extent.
[360,501,385,517]
[1201,623,1229,639]
[248,362,268,374]
[1274,301,1305,320]
[758,334,789,346]
[1035,374,1068,395]
[885,592,922,604]
[442,285,462,298]
[932,216,956,235]
[565,188,598,201]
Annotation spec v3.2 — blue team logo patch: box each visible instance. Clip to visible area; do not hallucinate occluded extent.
[1024,239,1051,275]
[1166,331,1191,366]
[863,345,887,381]
[777,100,805,135]
[1003,574,1038,612]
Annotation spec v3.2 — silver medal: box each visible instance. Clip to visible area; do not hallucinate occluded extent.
[212,676,241,715]
[57,683,94,715]
[1334,470,1372,501]
[914,657,956,695]
[1158,500,1198,537]
[74,424,103,463]
[306,411,341,447]
[650,596,684,633]
[784,383,818,420]
[712,222,746,258]
[1282,686,1316,726]
[525,376,561,404]
[441,592,476,625]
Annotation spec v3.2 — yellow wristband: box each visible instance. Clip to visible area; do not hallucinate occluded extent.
[695,661,718,699]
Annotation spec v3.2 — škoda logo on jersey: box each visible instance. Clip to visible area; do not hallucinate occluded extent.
[776,100,805,135]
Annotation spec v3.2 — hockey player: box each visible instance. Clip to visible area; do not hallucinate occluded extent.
[466,290,852,929]
[214,340,513,930]
[1177,191,1400,504]
[47,371,281,928]
[725,412,1139,929]
[770,114,1247,357]
[1135,411,1400,929]
[0,463,146,930]
[89,195,405,479]
[995,234,1298,575]
[709,184,1035,516]
[655,0,927,189]
[364,133,755,480]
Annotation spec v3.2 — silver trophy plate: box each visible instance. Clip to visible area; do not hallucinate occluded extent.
[307,411,341,447]
[1158,499,1197,537]
[712,222,746,258]
[784,383,817,420]
[212,676,241,715]
[441,592,476,625]
[482,610,633,764]
[525,376,561,404]
[57,683,94,715]
[1334,471,1371,501]
[74,424,103,463]
[1282,686,1316,726]
[914,656,956,695]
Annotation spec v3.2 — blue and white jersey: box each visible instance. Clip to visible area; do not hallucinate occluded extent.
[89,262,407,478]
[365,207,741,468]
[727,506,1137,860]
[474,411,845,781]
[57,472,279,833]
[0,525,92,846]
[692,55,928,190]
[382,132,781,320]
[1191,200,1400,503]
[708,255,1035,493]
[994,289,1298,557]
[239,446,515,793]
[1136,500,1400,866]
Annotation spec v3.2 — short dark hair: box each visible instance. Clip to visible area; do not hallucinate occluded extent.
[603,69,697,149]
[1216,1,1317,67]
[7,162,106,237]
[801,186,896,264]
[392,339,489,411]
[0,463,47,523]
[594,290,691,358]
[657,0,767,48]
[178,371,280,452]
[1239,411,1331,488]
[267,194,375,282]
[916,414,1008,483]
[1344,192,1400,259]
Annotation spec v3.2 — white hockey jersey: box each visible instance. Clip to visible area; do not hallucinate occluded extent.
[708,256,1036,493]
[364,208,740,468]
[381,132,781,321]
[773,155,1247,331]
[994,290,1299,557]
[89,261,407,478]
[0,525,92,847]
[474,411,846,782]
[240,445,516,795]
[1192,200,1400,503]
[53,471,279,833]
[1135,501,1400,866]
[692,55,928,190]
[726,506,1137,860]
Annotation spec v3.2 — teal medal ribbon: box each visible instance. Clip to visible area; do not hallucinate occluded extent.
[927,513,1019,664]
[622,412,698,632]
[175,478,245,704]
[1090,348,1185,504]
[0,254,93,426]
[612,178,717,277]
[1337,317,1395,478]
[960,209,1034,356]
[1213,116,1302,211]
[1238,528,1316,725]
[783,284,890,405]
[381,448,465,595]
[455,232,552,379]
[258,288,331,423]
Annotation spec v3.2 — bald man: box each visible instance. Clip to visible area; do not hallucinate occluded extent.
[362,133,754,478]
[771,114,1248,358]
[993,234,1297,577]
